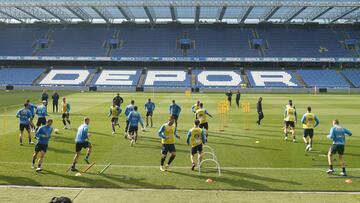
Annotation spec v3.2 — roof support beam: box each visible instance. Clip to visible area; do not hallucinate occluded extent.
[65,6,89,21]
[311,7,334,21]
[0,8,24,23]
[285,6,307,23]
[331,7,360,23]
[40,7,67,23]
[195,4,200,23]
[217,5,227,21]
[240,6,254,23]
[170,4,177,21]
[15,7,41,21]
[143,6,155,23]
[264,6,281,21]
[117,6,132,21]
[91,6,112,24]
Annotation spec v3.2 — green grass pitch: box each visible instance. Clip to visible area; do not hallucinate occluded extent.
[0,90,360,192]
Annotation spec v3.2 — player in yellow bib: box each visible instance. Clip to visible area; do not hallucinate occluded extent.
[158,116,180,172]
[301,106,319,151]
[192,100,200,114]
[284,100,297,142]
[186,119,206,170]
[108,102,122,134]
[61,97,71,129]
[195,103,213,140]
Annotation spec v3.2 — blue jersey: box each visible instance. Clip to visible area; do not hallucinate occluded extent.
[127,111,144,127]
[35,125,53,145]
[169,104,181,116]
[144,101,155,112]
[124,104,134,118]
[75,124,89,143]
[28,103,37,117]
[36,105,48,118]
[16,108,32,124]
[327,125,352,145]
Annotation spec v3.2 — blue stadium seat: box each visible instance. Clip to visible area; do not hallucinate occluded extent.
[246,70,302,88]
[0,68,44,86]
[143,70,190,87]
[297,70,349,88]
[91,69,141,87]
[342,69,360,88]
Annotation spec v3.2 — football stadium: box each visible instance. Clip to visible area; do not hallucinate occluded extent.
[1,0,360,202]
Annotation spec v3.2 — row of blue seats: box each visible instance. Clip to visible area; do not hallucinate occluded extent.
[1,68,360,88]
[0,26,358,58]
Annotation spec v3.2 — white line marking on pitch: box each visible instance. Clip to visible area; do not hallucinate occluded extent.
[1,161,360,171]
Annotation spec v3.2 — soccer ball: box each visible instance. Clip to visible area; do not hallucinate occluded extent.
[54,129,59,134]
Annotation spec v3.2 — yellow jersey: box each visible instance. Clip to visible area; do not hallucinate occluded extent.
[192,104,200,113]
[196,108,208,124]
[302,113,316,129]
[110,106,120,118]
[61,102,69,114]
[285,106,296,122]
[188,127,204,147]
[161,123,176,144]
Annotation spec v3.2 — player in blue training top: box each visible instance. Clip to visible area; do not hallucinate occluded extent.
[326,119,352,176]
[169,100,181,129]
[25,99,37,132]
[32,119,53,172]
[70,117,92,172]
[35,100,48,132]
[124,100,135,137]
[16,103,33,145]
[144,98,155,128]
[127,106,145,146]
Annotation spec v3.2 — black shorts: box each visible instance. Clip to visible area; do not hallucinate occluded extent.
[111,117,118,124]
[330,144,345,155]
[199,122,209,130]
[128,125,138,133]
[36,117,46,126]
[171,115,179,120]
[303,129,314,138]
[191,144,203,155]
[146,111,153,117]
[76,141,91,152]
[161,144,176,155]
[19,123,30,131]
[62,113,69,119]
[285,121,295,128]
[35,143,48,152]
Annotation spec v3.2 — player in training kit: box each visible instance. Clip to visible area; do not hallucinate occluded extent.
[35,100,48,132]
[124,100,135,137]
[195,103,213,140]
[127,106,145,146]
[192,100,200,114]
[25,100,37,132]
[109,102,122,134]
[71,117,92,171]
[326,119,352,176]
[169,100,181,129]
[144,98,155,128]
[186,119,206,170]
[61,97,71,129]
[32,119,53,172]
[301,106,319,151]
[284,100,297,142]
[16,103,33,145]
[256,97,264,125]
[158,116,179,171]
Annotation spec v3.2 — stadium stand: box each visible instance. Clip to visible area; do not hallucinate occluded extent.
[0,68,44,86]
[342,69,360,88]
[247,70,303,88]
[91,69,141,87]
[39,69,95,86]
[297,69,350,88]
[258,28,352,58]
[194,70,242,88]
[143,70,190,87]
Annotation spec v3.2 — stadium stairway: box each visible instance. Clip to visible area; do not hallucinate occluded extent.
[338,70,355,88]
[137,69,147,88]
[32,68,49,85]
[241,69,251,87]
[292,70,307,88]
[85,68,98,87]
[252,29,265,57]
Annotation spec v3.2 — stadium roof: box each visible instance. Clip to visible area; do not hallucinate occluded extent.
[0,0,359,24]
